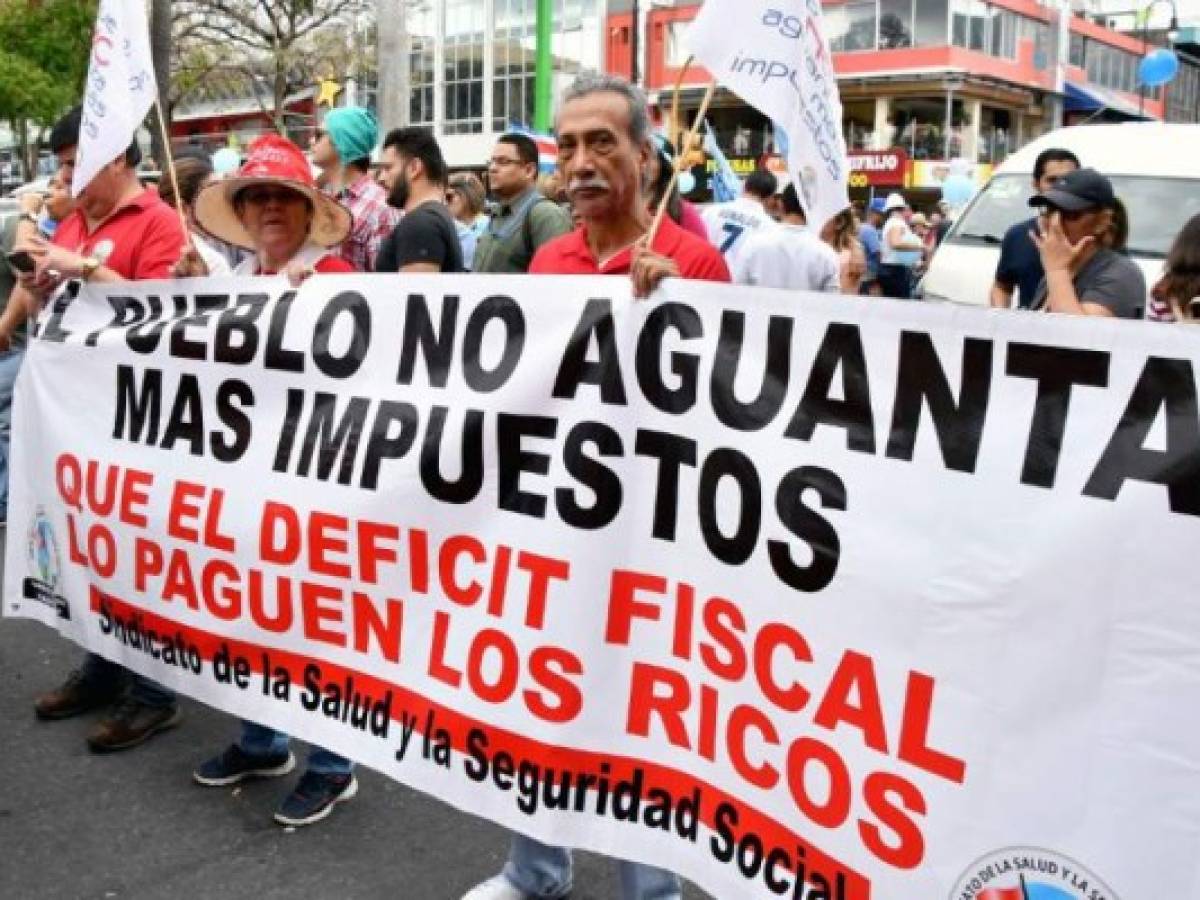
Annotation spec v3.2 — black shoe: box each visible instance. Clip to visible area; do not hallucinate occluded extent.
[273,771,358,826]
[35,668,124,720]
[86,697,182,752]
[193,744,296,786]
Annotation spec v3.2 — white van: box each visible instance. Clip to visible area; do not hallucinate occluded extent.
[921,124,1200,307]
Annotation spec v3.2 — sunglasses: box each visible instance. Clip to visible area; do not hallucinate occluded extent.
[241,187,304,205]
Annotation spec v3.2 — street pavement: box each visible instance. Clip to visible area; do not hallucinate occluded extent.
[0,533,714,900]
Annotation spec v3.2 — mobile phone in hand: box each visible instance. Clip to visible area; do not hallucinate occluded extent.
[5,250,36,274]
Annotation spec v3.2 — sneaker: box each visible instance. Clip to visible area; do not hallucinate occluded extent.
[272,771,358,827]
[461,875,562,900]
[193,744,297,787]
[85,697,182,753]
[34,667,125,720]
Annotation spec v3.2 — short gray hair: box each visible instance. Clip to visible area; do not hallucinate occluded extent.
[558,72,651,145]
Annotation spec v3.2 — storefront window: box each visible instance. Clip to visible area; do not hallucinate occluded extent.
[493,0,535,132]
[409,2,436,126]
[989,9,1016,59]
[978,106,1011,163]
[843,100,877,150]
[951,0,987,51]
[1069,32,1085,68]
[879,0,913,48]
[892,97,964,160]
[443,0,485,134]
[830,0,878,52]
[913,0,949,46]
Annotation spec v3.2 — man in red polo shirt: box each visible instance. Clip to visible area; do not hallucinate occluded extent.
[529,76,728,299]
[464,72,726,900]
[19,106,187,754]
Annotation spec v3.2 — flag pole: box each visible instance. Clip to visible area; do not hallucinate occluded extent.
[647,79,716,247]
[152,98,193,249]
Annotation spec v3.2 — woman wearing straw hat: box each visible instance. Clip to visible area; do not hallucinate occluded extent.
[173,134,355,285]
[176,135,361,827]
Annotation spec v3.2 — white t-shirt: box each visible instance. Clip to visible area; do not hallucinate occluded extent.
[880,216,923,267]
[732,223,841,293]
[702,197,775,271]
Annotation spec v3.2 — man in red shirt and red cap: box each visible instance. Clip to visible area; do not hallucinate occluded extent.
[464,72,728,900]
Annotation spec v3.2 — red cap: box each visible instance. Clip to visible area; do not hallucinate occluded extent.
[237,134,316,186]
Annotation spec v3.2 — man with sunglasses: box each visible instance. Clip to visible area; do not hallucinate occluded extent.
[310,107,399,272]
[472,133,571,274]
[1028,167,1145,319]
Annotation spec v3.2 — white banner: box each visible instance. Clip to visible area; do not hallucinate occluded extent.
[688,0,850,229]
[75,0,158,196]
[7,275,1200,900]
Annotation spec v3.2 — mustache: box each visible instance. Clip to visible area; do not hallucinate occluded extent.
[568,177,610,194]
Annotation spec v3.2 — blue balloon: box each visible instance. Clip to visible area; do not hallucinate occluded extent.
[1139,48,1179,88]
[941,174,975,207]
[211,147,241,176]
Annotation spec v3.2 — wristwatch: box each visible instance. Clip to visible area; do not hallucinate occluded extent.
[79,256,102,281]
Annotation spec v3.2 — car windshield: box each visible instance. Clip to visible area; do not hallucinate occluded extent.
[947,173,1200,259]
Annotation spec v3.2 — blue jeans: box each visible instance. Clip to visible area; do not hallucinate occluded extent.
[503,833,682,900]
[0,347,25,519]
[80,651,176,708]
[237,721,353,776]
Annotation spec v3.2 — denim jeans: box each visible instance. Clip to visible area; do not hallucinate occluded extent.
[237,721,353,776]
[0,347,25,519]
[80,651,176,708]
[503,833,682,900]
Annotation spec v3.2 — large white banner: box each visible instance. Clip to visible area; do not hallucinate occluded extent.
[7,275,1200,900]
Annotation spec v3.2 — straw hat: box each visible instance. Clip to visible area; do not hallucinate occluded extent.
[194,134,352,250]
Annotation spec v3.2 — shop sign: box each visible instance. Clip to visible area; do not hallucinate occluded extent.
[846,149,908,187]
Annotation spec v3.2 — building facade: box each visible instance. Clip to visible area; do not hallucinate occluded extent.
[611,0,1194,204]
[405,0,605,167]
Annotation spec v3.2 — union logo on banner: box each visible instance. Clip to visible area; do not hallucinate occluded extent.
[950,847,1119,900]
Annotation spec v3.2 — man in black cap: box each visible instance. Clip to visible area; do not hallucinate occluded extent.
[1029,167,1145,319]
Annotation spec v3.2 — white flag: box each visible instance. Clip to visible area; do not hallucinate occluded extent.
[687,0,849,228]
[74,0,157,197]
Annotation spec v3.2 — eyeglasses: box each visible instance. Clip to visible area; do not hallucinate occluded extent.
[241,187,304,205]
[488,157,522,168]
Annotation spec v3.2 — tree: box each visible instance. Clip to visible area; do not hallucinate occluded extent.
[150,0,173,169]
[172,0,369,136]
[0,0,96,178]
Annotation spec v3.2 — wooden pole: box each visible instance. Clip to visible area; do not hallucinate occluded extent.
[152,98,192,248]
[647,80,716,247]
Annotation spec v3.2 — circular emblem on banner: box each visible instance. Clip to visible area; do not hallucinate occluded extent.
[26,505,62,591]
[950,847,1119,900]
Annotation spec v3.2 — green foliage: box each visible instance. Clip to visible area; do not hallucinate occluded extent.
[0,0,98,124]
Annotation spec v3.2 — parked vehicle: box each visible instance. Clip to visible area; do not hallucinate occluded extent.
[921,124,1200,306]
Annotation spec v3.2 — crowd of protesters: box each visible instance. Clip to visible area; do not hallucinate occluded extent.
[0,69,1194,900]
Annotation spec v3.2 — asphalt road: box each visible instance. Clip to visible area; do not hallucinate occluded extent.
[0,533,714,900]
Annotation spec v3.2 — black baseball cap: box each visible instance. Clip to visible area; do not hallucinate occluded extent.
[1028,167,1115,212]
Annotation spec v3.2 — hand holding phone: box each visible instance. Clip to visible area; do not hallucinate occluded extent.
[5,249,36,274]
